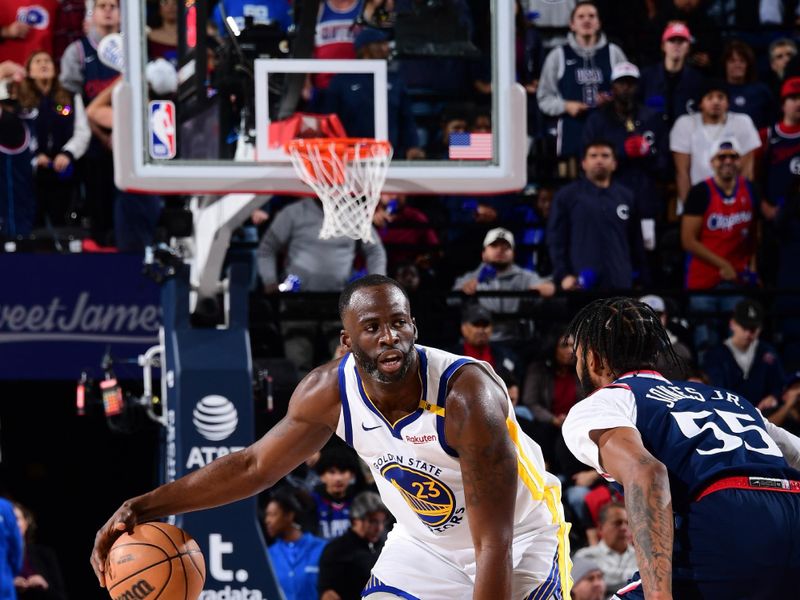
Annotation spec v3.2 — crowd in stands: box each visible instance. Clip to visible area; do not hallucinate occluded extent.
[3,0,800,598]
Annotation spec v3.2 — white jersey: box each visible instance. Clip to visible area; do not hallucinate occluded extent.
[335,345,570,585]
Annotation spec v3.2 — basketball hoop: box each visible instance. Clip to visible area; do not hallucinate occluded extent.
[286,138,393,243]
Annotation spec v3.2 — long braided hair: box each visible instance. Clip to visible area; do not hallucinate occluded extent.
[566,297,681,379]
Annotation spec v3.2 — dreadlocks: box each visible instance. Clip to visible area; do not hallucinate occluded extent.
[566,297,681,380]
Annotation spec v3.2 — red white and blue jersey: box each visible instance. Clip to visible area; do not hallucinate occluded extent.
[685,176,755,290]
[761,122,800,207]
[312,0,362,88]
[563,371,800,510]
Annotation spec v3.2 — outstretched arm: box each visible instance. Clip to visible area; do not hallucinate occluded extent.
[90,364,341,586]
[446,365,516,600]
[591,427,673,600]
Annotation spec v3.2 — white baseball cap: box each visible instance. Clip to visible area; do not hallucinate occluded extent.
[483,227,515,248]
[611,61,640,82]
[709,138,742,158]
[639,294,666,314]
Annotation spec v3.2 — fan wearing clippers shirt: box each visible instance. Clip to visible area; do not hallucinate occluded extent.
[562,297,800,600]
[92,275,571,600]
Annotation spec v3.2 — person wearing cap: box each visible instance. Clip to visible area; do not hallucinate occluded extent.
[722,39,774,130]
[452,227,555,342]
[670,78,761,213]
[582,61,669,238]
[703,298,786,412]
[322,27,424,160]
[537,0,627,159]
[681,136,761,352]
[568,556,606,600]
[318,491,389,600]
[760,76,800,211]
[548,139,648,292]
[449,304,522,381]
[639,21,705,127]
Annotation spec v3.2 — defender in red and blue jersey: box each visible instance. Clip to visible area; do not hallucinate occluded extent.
[563,297,800,600]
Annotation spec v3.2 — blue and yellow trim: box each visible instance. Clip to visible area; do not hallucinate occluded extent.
[362,574,422,600]
[353,347,429,439]
[507,417,573,598]
[338,353,354,446]
[434,357,472,457]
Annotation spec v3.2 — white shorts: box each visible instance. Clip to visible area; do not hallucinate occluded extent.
[362,526,566,600]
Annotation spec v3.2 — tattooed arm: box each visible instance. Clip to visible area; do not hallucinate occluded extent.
[446,365,517,600]
[591,426,673,600]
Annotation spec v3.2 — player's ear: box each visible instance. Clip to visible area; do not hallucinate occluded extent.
[412,318,418,341]
[340,329,351,350]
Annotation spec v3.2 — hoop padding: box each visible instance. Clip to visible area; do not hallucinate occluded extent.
[286,138,393,243]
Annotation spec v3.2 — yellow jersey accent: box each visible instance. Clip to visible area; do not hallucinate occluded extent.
[419,399,445,416]
[507,417,574,597]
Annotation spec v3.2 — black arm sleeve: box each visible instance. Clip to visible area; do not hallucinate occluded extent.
[683,182,711,216]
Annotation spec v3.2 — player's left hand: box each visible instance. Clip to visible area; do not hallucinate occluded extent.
[91,503,138,587]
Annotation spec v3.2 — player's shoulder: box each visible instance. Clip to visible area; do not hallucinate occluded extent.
[289,357,344,424]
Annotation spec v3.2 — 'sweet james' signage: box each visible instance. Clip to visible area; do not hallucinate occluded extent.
[0,254,160,380]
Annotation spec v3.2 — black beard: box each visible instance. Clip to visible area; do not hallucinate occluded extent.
[579,361,598,396]
[489,260,512,270]
[351,344,415,383]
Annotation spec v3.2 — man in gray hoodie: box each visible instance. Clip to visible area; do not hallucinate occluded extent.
[536,0,626,159]
[257,197,387,375]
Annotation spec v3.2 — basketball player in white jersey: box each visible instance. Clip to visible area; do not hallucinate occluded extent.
[91,275,571,599]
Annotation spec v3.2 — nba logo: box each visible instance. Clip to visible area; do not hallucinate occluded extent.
[149,100,177,159]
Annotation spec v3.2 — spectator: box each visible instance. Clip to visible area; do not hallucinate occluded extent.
[638,294,692,377]
[264,492,327,600]
[311,446,360,540]
[574,502,637,595]
[0,2,56,66]
[426,102,471,160]
[147,0,179,64]
[322,28,424,159]
[761,77,800,209]
[521,330,584,464]
[681,138,759,353]
[372,194,439,276]
[766,38,797,102]
[17,50,90,229]
[256,197,386,375]
[52,0,85,59]
[12,502,66,600]
[311,0,363,90]
[0,496,22,600]
[0,60,36,238]
[59,0,121,245]
[703,298,786,411]
[670,79,761,214]
[317,491,387,600]
[653,0,720,72]
[452,227,555,342]
[518,185,554,277]
[86,78,164,252]
[582,60,669,236]
[212,0,293,35]
[548,140,648,291]
[639,21,705,126]
[722,39,774,130]
[569,556,606,600]
[448,304,522,381]
[536,0,627,159]
[767,371,800,435]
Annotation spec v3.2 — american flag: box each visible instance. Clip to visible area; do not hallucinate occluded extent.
[448,132,493,160]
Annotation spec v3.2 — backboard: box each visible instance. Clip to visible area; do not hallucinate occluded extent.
[115,0,526,195]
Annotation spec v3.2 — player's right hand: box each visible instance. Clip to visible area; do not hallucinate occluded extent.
[90,504,138,587]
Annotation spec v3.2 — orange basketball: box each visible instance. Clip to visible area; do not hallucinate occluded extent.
[105,522,206,600]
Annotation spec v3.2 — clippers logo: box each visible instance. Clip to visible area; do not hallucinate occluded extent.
[193,395,238,441]
[149,101,176,159]
[113,579,154,600]
[380,462,455,527]
[17,6,50,29]
[706,211,752,231]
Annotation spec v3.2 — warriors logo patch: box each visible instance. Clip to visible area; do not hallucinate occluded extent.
[380,462,455,527]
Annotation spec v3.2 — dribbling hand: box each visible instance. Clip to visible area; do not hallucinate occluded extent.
[90,504,138,587]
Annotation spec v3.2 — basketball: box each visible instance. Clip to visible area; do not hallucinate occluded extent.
[105,522,206,600]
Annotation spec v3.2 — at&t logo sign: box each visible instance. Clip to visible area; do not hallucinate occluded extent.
[186,396,244,469]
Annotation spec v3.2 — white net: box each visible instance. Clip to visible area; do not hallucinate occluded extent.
[286,139,393,243]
